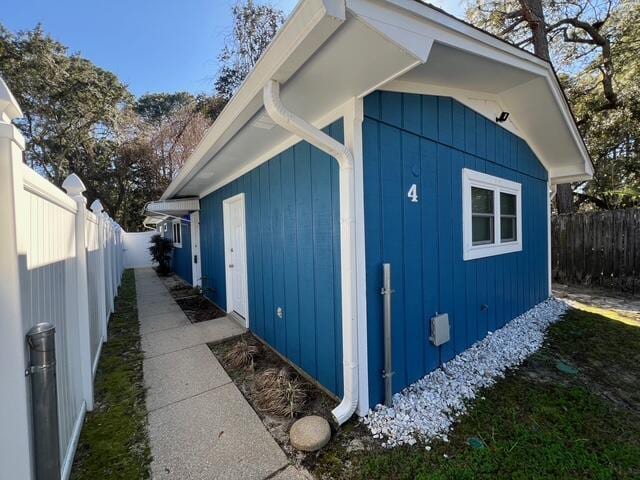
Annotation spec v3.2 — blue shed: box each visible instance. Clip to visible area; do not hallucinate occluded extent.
[144,0,592,423]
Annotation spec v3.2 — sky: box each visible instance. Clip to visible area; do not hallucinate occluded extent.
[3,0,466,97]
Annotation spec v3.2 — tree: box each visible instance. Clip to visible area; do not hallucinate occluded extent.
[0,24,161,229]
[0,24,224,230]
[136,92,212,179]
[215,0,285,99]
[0,25,133,183]
[465,0,639,211]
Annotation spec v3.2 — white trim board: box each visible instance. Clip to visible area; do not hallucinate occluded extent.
[462,168,523,261]
[222,193,249,327]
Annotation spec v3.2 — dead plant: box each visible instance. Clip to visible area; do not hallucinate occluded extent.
[253,367,306,418]
[223,338,259,371]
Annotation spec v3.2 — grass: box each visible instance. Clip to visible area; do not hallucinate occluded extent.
[313,308,640,479]
[70,269,151,480]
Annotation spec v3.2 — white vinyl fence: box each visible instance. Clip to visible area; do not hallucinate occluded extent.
[0,80,126,480]
[123,230,156,268]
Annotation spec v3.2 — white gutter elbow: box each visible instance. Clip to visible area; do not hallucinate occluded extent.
[263,79,358,425]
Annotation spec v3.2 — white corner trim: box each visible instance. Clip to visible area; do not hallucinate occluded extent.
[462,168,522,261]
[547,180,553,297]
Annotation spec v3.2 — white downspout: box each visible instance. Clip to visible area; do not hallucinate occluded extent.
[263,79,358,425]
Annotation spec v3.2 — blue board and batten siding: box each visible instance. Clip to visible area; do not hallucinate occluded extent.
[199,120,344,396]
[170,217,193,285]
[363,91,549,406]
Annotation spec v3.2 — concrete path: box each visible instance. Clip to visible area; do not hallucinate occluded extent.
[134,269,304,480]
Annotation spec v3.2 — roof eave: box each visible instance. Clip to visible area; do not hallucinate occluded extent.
[161,0,346,200]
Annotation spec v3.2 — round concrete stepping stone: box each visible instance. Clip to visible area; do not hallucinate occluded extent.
[289,415,331,452]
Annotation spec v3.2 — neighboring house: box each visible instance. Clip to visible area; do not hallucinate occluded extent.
[143,0,592,423]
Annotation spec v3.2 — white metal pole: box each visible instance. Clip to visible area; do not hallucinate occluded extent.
[62,173,95,411]
[0,80,34,480]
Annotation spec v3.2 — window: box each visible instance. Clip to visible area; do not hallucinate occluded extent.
[463,168,521,260]
[172,221,182,248]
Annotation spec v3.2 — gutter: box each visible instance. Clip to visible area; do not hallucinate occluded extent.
[263,79,358,425]
[161,0,346,200]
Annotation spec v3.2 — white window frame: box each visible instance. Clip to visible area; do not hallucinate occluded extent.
[462,168,522,261]
[172,220,182,248]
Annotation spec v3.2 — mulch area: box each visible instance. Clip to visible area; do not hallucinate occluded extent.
[162,274,226,323]
[208,332,358,469]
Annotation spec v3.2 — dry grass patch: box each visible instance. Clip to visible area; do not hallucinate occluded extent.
[223,338,259,371]
[253,367,307,418]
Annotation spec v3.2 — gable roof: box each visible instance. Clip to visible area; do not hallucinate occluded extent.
[162,0,592,200]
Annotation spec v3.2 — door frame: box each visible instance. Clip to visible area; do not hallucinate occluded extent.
[190,211,202,287]
[222,193,249,327]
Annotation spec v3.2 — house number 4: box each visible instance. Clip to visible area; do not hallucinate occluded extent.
[407,184,418,203]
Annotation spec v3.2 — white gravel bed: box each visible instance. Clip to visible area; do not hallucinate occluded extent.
[363,298,569,448]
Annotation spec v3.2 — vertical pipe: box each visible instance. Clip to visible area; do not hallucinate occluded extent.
[27,323,60,480]
[381,263,393,407]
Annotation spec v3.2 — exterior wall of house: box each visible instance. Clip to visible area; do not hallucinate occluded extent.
[362,91,549,406]
[199,120,344,396]
[172,216,193,285]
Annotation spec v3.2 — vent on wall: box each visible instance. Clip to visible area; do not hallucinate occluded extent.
[429,313,450,346]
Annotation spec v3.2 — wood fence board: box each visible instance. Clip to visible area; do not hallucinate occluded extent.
[552,208,640,294]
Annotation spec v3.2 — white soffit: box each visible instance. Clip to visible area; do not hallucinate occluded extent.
[178,15,424,197]
[350,0,592,183]
[164,0,591,199]
[146,198,200,217]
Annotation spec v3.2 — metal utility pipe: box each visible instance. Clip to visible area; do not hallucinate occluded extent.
[381,263,394,407]
[26,323,60,480]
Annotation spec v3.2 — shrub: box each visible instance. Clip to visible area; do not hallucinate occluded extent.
[148,234,173,275]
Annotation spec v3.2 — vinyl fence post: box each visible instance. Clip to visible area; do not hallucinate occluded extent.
[103,214,114,314]
[110,219,118,293]
[91,200,108,342]
[0,78,34,480]
[62,173,94,411]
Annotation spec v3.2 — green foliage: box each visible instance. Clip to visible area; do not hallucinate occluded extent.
[148,233,174,275]
[71,270,151,480]
[0,24,168,230]
[215,0,285,99]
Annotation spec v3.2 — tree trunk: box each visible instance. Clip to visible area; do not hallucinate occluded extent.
[518,0,550,61]
[518,0,574,211]
[555,183,575,213]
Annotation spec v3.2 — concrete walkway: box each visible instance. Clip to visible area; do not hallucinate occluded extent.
[135,269,305,480]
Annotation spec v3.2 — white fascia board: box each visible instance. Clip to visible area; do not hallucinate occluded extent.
[146,198,200,213]
[161,0,346,200]
[348,0,593,181]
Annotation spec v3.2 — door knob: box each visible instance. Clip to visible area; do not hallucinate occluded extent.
[228,264,234,268]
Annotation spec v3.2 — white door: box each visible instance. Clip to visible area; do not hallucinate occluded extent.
[190,211,202,287]
[223,194,248,325]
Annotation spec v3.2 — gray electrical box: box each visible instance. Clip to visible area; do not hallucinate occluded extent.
[429,313,450,346]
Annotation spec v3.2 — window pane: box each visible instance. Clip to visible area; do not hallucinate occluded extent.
[501,217,516,241]
[472,216,494,244]
[472,187,494,214]
[500,192,516,215]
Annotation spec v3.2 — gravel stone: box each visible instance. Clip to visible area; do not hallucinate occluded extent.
[364,298,569,447]
[289,416,331,452]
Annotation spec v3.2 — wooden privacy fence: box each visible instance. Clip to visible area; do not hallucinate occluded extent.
[552,209,640,293]
[1,83,125,480]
